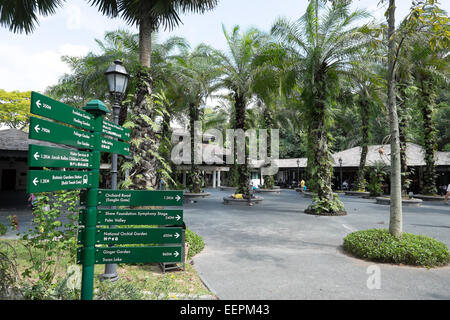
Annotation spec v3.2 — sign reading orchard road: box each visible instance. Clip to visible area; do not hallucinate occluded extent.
[78,227,183,245]
[27,170,94,193]
[77,246,183,264]
[29,116,94,149]
[102,119,131,141]
[79,208,183,226]
[95,189,183,206]
[28,144,93,169]
[31,91,94,130]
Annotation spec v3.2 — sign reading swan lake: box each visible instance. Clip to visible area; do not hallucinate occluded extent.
[102,119,131,141]
[79,208,183,226]
[29,116,94,150]
[28,144,93,169]
[78,227,183,245]
[94,189,183,206]
[27,170,94,193]
[77,246,183,264]
[31,91,94,131]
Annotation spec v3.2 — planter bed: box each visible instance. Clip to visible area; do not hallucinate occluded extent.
[183,192,211,202]
[256,188,281,194]
[412,194,445,202]
[344,191,370,197]
[375,196,423,207]
[223,196,264,206]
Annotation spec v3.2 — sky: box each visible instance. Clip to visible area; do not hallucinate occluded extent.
[0,0,448,93]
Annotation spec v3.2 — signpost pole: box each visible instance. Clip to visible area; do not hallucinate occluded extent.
[102,94,121,282]
[81,100,109,300]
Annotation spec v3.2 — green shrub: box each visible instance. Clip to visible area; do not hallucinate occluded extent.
[0,222,7,236]
[343,229,450,267]
[185,228,205,260]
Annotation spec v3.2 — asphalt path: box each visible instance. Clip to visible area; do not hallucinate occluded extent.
[183,189,450,300]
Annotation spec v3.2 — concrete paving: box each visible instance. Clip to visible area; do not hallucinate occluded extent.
[1,189,449,299]
[183,188,450,300]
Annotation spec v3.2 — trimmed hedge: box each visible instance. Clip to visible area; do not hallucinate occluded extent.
[343,229,450,267]
[185,228,205,260]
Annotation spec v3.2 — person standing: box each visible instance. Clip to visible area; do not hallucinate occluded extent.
[300,179,305,193]
[444,183,450,205]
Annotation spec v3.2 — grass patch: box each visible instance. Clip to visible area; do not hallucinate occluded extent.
[0,228,211,300]
[343,229,450,267]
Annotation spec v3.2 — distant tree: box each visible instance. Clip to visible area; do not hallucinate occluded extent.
[0,89,31,130]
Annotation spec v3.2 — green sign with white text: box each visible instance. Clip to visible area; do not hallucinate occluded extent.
[100,136,130,156]
[27,170,95,193]
[28,144,93,169]
[31,91,94,130]
[29,116,94,149]
[88,189,183,206]
[102,119,131,141]
[79,208,183,226]
[78,227,183,245]
[77,246,183,264]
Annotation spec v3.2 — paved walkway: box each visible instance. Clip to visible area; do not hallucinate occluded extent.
[183,189,450,300]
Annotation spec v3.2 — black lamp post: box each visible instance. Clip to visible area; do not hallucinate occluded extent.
[102,60,129,282]
[296,159,300,184]
[339,157,343,190]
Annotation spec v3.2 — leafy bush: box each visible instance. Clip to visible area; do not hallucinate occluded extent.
[343,229,450,267]
[185,228,205,260]
[0,222,7,236]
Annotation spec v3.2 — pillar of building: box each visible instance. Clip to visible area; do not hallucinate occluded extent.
[217,170,221,187]
[212,170,217,188]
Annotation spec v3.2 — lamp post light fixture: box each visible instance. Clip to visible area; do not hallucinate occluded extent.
[102,60,129,282]
[339,157,343,190]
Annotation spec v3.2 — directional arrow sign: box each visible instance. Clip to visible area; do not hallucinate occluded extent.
[99,136,130,156]
[78,227,183,245]
[28,144,93,169]
[79,208,183,226]
[27,170,95,193]
[93,189,183,207]
[102,119,131,141]
[30,91,94,131]
[29,117,94,150]
[77,246,183,264]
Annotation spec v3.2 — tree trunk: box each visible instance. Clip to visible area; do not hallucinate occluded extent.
[128,8,158,190]
[355,95,370,191]
[419,78,438,195]
[387,0,402,238]
[397,84,409,196]
[235,93,250,198]
[189,102,203,193]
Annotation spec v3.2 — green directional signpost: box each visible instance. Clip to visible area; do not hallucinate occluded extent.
[25,92,184,301]
[29,144,93,169]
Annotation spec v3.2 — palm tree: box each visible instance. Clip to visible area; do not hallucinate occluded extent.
[409,37,449,195]
[271,1,371,214]
[0,0,219,190]
[170,45,221,193]
[212,25,267,198]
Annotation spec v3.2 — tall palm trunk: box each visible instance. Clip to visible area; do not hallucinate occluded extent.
[419,78,438,195]
[397,84,409,196]
[355,95,370,191]
[387,0,402,238]
[189,102,203,193]
[235,93,250,198]
[129,8,159,190]
[262,106,275,189]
